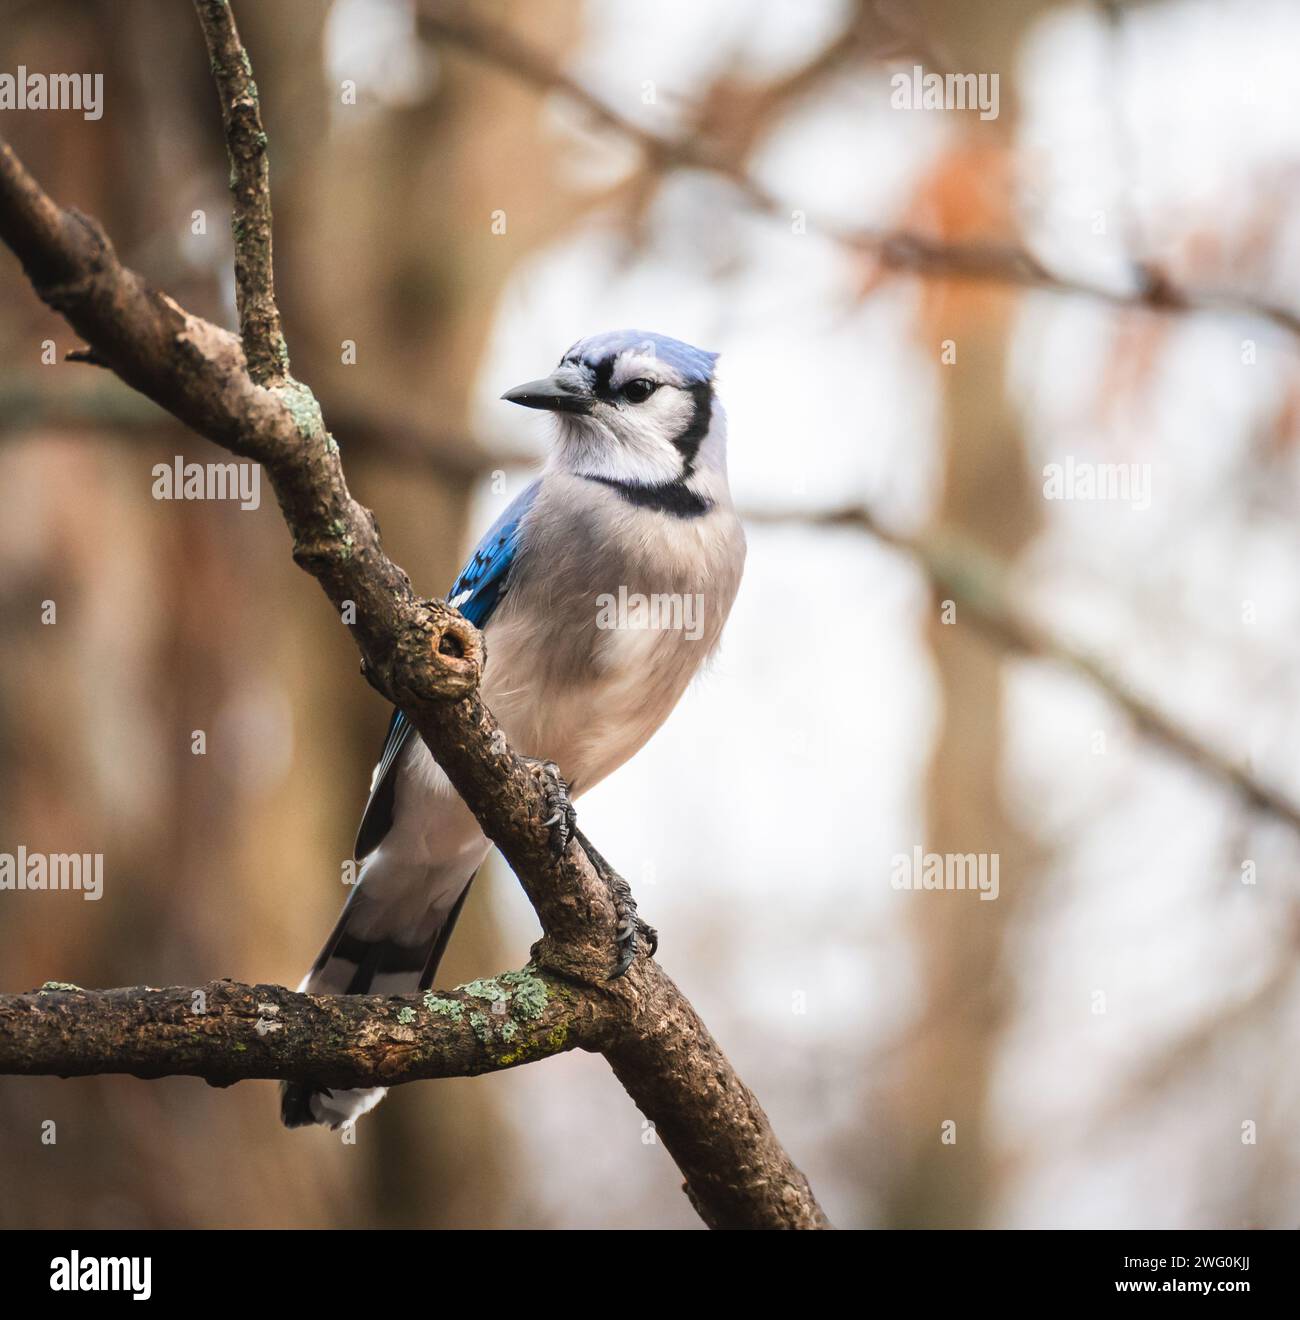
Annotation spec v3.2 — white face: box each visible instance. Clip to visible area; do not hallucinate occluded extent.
[553,349,708,486]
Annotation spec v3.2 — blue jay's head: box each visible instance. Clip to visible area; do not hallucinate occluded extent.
[502,330,721,487]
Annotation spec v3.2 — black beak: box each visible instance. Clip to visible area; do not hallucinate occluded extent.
[501,375,593,415]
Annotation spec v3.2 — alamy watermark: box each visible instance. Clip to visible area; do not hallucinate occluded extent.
[152,457,261,510]
[0,847,103,900]
[890,846,999,901]
[0,67,102,120]
[596,586,705,642]
[50,1253,150,1301]
[890,65,999,121]
[1043,457,1152,511]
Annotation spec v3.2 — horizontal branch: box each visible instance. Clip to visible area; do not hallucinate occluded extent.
[0,973,599,1089]
[0,968,828,1228]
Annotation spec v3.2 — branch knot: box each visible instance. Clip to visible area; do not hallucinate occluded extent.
[382,601,484,704]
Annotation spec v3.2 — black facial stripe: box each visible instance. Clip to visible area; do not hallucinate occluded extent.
[672,382,712,475]
[591,355,617,402]
[584,474,713,518]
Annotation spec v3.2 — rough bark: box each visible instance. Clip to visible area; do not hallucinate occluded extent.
[194,0,287,385]
[0,975,596,1087]
[0,973,828,1229]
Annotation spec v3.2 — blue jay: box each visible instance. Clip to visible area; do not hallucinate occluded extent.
[282,330,747,1128]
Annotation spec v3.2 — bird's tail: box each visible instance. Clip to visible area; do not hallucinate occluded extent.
[280,878,474,1130]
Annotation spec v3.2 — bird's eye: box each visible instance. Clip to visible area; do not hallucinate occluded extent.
[621,378,657,403]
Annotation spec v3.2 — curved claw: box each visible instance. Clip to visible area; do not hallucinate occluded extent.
[609,913,661,979]
[638,919,659,959]
[610,928,638,980]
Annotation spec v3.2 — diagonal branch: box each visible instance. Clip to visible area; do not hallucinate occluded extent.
[0,1,829,1229]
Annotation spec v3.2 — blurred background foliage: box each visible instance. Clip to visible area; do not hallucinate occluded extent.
[2,0,1299,1228]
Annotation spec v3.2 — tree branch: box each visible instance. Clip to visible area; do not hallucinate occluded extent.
[194,0,288,385]
[0,1,829,1229]
[0,973,597,1087]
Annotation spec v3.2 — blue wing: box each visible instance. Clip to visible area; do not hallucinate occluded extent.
[354,480,540,859]
[445,479,540,628]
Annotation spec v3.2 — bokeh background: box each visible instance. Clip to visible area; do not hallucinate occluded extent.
[2,0,1299,1229]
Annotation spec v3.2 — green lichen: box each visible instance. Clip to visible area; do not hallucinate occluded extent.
[456,969,550,1024]
[422,993,463,1021]
[423,970,555,1061]
[499,968,549,1020]
[39,981,82,992]
[321,516,354,559]
[234,1042,248,1052]
[275,378,324,439]
[395,1006,416,1025]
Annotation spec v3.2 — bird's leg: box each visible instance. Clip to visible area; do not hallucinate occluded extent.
[573,824,658,979]
[521,757,656,978]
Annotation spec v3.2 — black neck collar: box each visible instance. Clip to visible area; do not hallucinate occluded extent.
[583,474,714,518]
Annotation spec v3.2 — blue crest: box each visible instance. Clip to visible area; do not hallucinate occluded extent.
[562,329,719,385]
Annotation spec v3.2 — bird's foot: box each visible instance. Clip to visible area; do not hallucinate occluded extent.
[574,825,657,979]
[524,757,577,858]
[522,760,656,978]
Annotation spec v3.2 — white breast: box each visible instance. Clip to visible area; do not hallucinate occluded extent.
[481,473,746,795]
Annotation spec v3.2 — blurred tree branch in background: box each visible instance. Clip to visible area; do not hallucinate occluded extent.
[0,374,516,479]
[747,506,1300,833]
[418,0,1300,343]
[0,0,828,1231]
